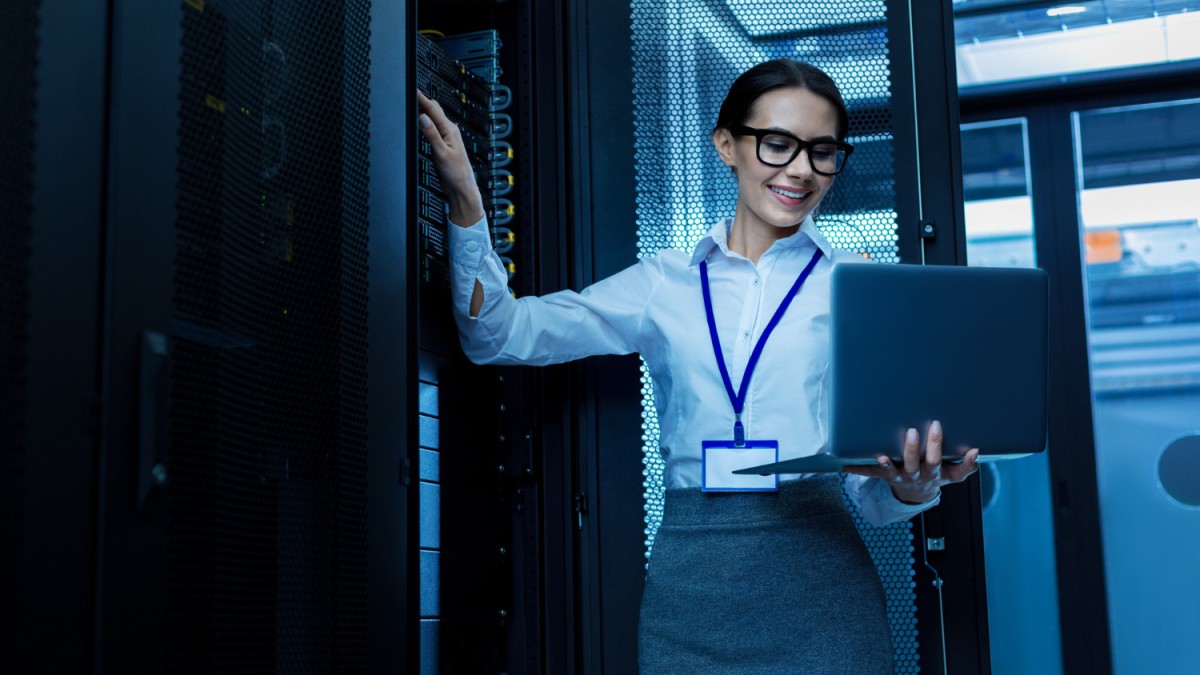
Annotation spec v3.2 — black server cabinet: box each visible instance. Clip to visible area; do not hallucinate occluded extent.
[408,3,577,672]
[94,0,382,670]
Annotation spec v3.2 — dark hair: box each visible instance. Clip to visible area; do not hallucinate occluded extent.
[714,59,849,141]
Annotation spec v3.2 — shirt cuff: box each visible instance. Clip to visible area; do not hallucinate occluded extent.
[447,215,492,269]
[881,479,941,515]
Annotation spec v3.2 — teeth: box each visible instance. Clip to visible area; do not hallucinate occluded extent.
[772,186,807,199]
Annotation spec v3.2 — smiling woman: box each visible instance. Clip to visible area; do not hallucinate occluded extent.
[418,55,977,672]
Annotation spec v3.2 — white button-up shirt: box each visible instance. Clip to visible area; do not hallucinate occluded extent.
[449,215,937,526]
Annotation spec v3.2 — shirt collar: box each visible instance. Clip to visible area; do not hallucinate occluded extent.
[689,215,833,266]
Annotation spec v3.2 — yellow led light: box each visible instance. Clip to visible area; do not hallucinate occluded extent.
[205,95,226,113]
[185,0,205,11]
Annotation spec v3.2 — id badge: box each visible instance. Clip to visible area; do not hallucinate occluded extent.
[701,440,779,492]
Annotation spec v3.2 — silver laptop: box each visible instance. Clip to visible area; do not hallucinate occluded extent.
[735,263,1048,475]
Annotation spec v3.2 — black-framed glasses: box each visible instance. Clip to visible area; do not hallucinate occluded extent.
[729,125,854,176]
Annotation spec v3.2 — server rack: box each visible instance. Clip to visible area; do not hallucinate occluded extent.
[412,29,524,673]
[409,4,577,671]
[7,0,388,670]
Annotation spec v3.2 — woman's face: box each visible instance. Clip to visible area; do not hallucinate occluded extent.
[713,87,838,236]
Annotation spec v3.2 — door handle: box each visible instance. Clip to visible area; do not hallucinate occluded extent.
[138,330,171,509]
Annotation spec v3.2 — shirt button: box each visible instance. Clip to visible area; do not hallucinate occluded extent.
[465,240,480,253]
[752,278,760,286]
[743,330,751,339]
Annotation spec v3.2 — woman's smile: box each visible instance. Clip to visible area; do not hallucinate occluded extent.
[769,184,811,206]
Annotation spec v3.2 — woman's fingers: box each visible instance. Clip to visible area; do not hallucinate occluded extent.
[877,454,897,481]
[924,420,943,466]
[944,448,980,483]
[416,89,481,215]
[841,456,892,481]
[845,426,979,495]
[902,427,921,475]
[416,90,460,150]
[416,89,447,126]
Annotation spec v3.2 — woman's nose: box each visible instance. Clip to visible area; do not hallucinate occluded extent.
[785,148,813,179]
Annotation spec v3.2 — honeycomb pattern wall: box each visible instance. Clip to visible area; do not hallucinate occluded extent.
[841,475,922,672]
[629,1,918,671]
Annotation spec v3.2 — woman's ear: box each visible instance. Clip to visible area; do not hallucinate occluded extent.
[712,128,736,168]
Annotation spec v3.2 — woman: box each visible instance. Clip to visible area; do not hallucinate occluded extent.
[418,59,979,673]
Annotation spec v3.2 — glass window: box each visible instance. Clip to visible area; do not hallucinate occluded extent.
[961,118,1063,675]
[954,1,1200,88]
[1074,97,1200,675]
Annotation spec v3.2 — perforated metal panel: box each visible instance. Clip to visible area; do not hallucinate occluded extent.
[170,0,370,669]
[841,477,922,672]
[630,1,917,671]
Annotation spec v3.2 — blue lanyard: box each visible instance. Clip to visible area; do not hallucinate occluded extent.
[700,248,823,446]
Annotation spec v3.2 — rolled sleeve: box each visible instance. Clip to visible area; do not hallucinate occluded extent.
[448,216,497,312]
[446,215,663,366]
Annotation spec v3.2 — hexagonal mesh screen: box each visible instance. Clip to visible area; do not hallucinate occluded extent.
[629,1,917,670]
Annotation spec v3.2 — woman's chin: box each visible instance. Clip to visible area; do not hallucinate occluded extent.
[766,214,807,231]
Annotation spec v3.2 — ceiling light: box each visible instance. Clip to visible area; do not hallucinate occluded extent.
[1046,5,1088,17]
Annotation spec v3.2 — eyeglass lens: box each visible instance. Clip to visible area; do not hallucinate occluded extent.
[758,134,846,174]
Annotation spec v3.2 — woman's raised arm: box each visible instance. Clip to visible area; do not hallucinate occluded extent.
[417,89,485,316]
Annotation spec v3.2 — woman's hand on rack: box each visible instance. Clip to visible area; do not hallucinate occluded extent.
[842,420,980,505]
[417,89,486,227]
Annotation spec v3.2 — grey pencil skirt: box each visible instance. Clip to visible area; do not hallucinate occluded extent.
[638,474,894,674]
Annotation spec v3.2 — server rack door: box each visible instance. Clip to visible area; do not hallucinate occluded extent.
[367,1,415,673]
[93,1,180,666]
[97,0,374,670]
[563,2,642,673]
[890,1,992,672]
